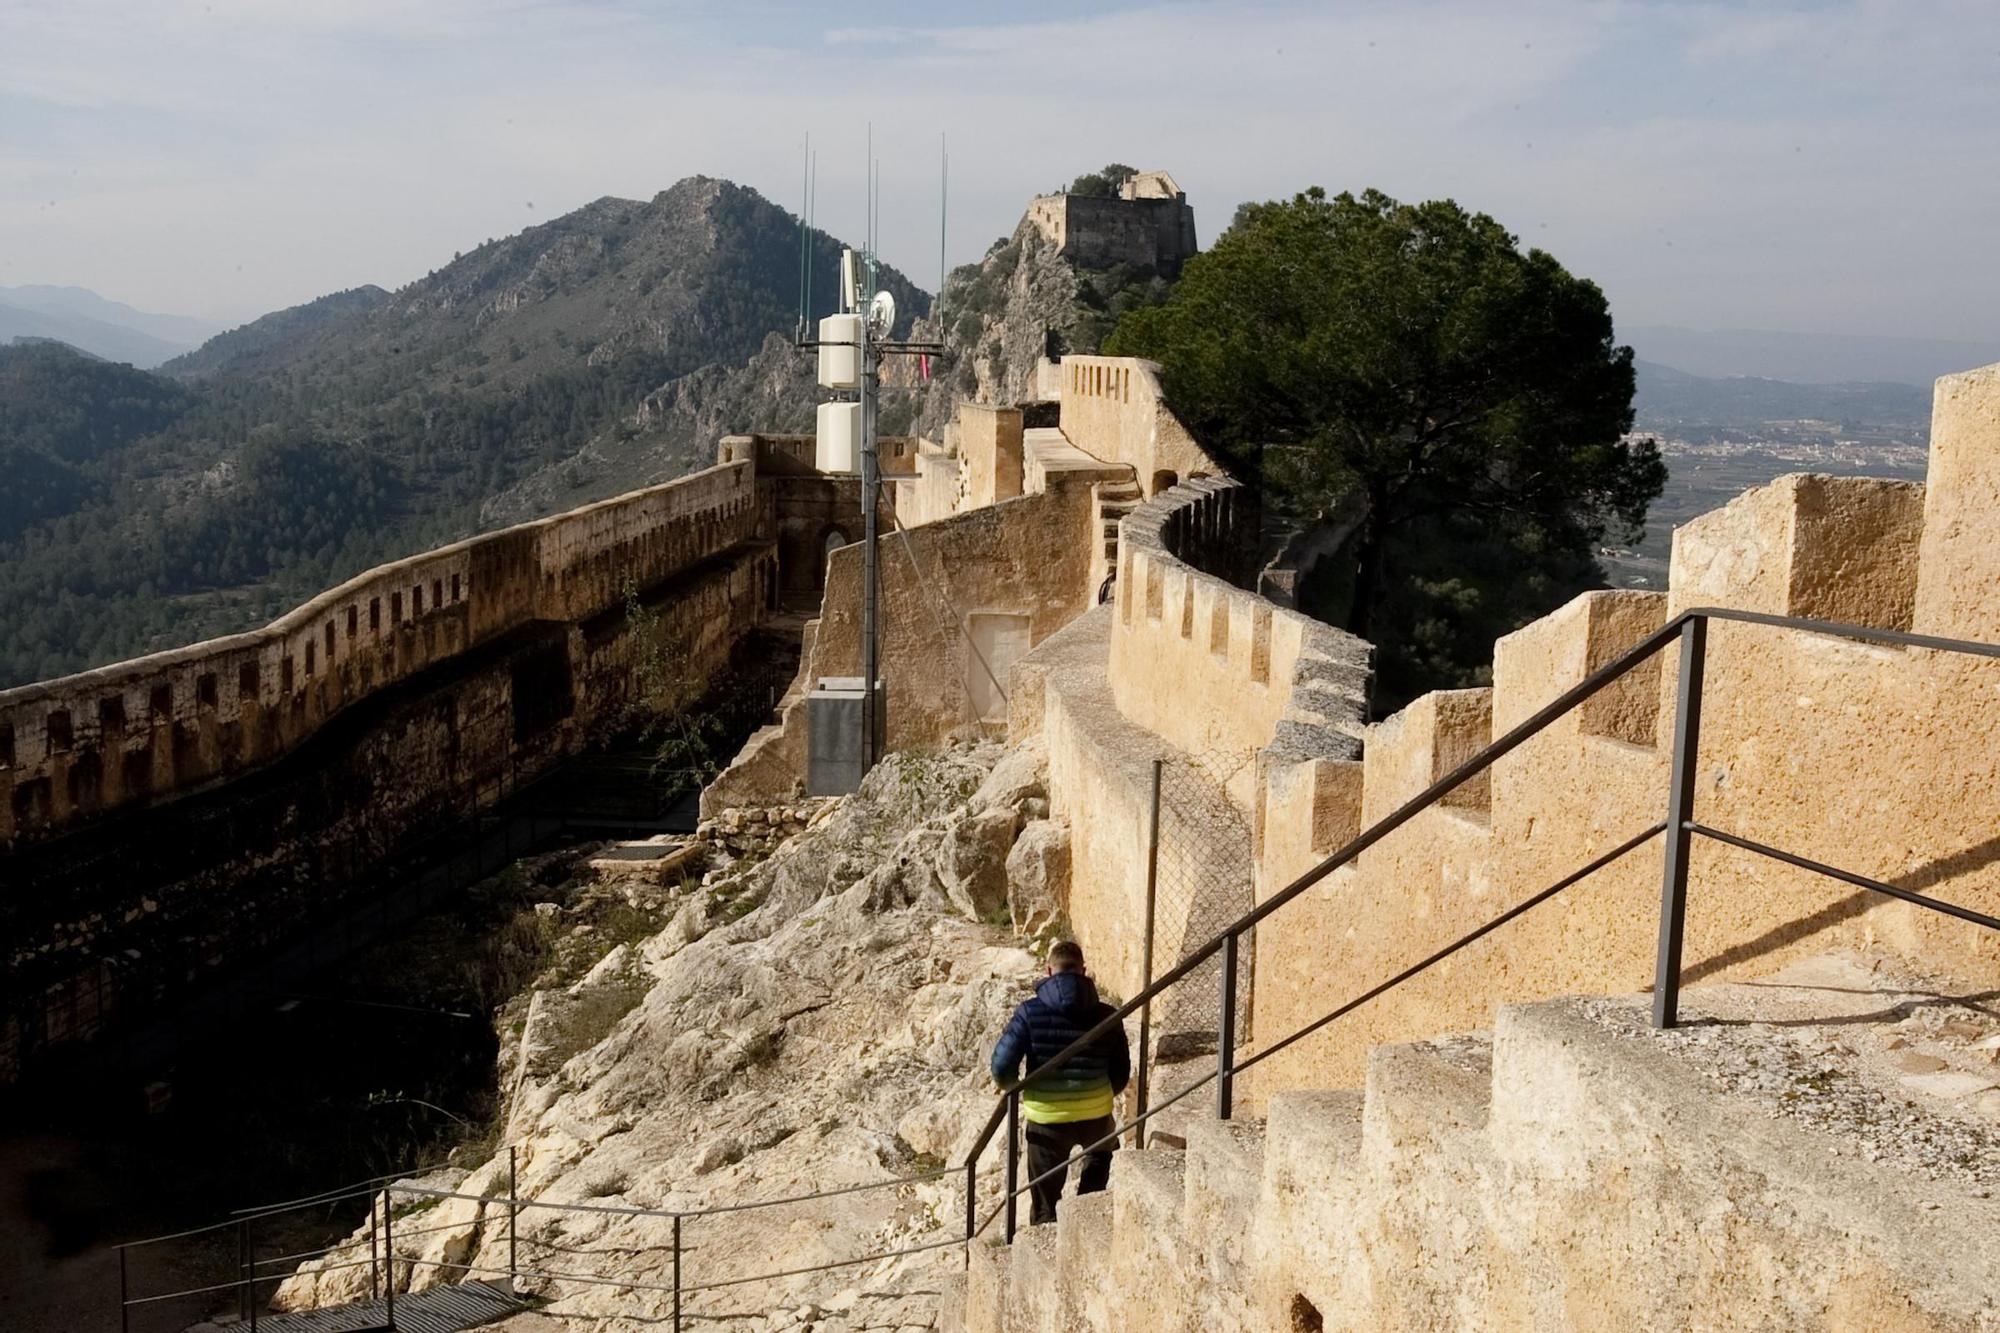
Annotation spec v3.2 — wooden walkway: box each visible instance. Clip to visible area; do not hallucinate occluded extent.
[250,1280,526,1332]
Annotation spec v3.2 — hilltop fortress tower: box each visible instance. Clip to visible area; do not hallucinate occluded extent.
[1021,170,1199,276]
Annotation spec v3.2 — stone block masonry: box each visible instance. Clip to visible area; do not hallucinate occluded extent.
[0,457,799,1081]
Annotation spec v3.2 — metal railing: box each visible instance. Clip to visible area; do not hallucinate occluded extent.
[110,606,2000,1327]
[965,606,2000,1244]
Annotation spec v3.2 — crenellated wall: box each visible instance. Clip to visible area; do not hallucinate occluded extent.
[0,462,763,849]
[0,450,875,1081]
[1247,370,2000,1103]
[1109,479,1370,809]
[1057,356,1218,498]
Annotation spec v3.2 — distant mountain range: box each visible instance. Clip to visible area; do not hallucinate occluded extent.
[1632,359,1931,446]
[1624,325,1999,388]
[0,284,226,368]
[0,177,928,686]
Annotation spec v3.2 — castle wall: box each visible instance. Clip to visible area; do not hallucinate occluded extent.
[1247,408,2000,1101]
[814,475,1100,748]
[1107,479,1369,810]
[0,462,762,849]
[0,458,804,1080]
[1058,356,1218,498]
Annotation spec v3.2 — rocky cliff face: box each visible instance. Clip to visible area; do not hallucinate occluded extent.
[910,228,1079,442]
[274,741,1082,1331]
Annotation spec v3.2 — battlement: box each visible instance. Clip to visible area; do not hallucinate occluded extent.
[0,463,764,849]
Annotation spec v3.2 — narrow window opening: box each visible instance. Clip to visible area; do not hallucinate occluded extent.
[238,663,260,702]
[149,684,172,721]
[196,673,218,709]
[99,697,127,731]
[46,710,73,755]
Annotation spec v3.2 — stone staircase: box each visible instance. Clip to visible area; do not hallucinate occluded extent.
[945,955,2000,1331]
[1095,479,1143,577]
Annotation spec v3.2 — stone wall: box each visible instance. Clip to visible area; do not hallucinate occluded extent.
[0,451,853,1081]
[1109,478,1370,809]
[0,462,763,849]
[1246,371,2000,1103]
[1057,356,1218,498]
[1019,182,1198,277]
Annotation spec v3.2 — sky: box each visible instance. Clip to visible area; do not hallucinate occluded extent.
[1,0,1996,342]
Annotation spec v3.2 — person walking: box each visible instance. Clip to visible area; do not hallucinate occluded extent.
[989,940,1131,1226]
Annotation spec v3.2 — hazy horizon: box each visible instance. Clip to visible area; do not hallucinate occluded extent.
[4,1,1997,346]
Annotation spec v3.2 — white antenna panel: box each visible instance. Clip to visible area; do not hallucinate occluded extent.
[818,313,861,390]
[840,249,860,312]
[816,401,861,474]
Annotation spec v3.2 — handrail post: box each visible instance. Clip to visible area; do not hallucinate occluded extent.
[118,1245,129,1333]
[1653,614,1707,1029]
[237,1218,249,1323]
[508,1144,519,1287]
[1134,757,1161,1148]
[963,1157,976,1265]
[672,1214,683,1333]
[1003,1090,1020,1243]
[383,1187,396,1329]
[246,1214,258,1332]
[1216,931,1238,1120]
[369,1196,380,1300]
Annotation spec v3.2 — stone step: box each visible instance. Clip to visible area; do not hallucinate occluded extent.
[1254,1090,1366,1332]
[935,1271,969,1333]
[1483,975,2000,1331]
[1053,1189,1115,1332]
[1106,1148,1198,1331]
[965,1239,1012,1333]
[1356,1034,1496,1330]
[1005,1221,1062,1333]
[1182,1113,1268,1329]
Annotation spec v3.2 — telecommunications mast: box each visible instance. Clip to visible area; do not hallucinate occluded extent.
[795,131,947,792]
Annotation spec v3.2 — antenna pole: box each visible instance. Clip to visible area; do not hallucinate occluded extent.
[938,135,948,330]
[859,249,881,769]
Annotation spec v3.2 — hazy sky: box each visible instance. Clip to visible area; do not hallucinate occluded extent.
[3,0,1995,341]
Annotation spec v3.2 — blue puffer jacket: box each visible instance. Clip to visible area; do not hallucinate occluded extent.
[990,971,1131,1124]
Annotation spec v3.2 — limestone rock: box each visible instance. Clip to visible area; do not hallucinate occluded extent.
[939,809,1018,922]
[1005,819,1071,936]
[971,743,1048,816]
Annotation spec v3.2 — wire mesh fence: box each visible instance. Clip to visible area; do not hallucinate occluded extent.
[1130,750,1258,1139]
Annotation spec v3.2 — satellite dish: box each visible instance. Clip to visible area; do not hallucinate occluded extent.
[867,290,896,339]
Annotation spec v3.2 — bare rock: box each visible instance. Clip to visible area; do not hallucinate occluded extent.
[970,743,1047,815]
[938,809,1018,921]
[1005,819,1071,936]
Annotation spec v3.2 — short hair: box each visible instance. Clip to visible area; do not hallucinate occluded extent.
[1048,940,1085,973]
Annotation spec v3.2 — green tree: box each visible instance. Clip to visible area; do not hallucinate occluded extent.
[1066,163,1139,198]
[1107,187,1663,700]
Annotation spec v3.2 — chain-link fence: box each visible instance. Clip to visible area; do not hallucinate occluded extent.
[1131,751,1258,1139]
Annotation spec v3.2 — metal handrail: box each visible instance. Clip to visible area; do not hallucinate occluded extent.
[113,605,2000,1330]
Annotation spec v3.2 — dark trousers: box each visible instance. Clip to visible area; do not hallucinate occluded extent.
[1024,1114,1117,1226]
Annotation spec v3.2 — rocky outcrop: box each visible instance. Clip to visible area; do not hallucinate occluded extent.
[277,740,1081,1329]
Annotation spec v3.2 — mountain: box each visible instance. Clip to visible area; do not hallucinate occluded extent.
[1624,326,2000,389]
[0,301,193,369]
[1632,359,1931,446]
[0,285,225,352]
[0,177,928,687]
[161,286,391,380]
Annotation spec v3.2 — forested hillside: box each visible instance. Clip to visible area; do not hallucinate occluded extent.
[0,177,926,687]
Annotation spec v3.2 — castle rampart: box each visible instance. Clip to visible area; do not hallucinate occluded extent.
[1247,426,2000,1102]
[0,461,764,849]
